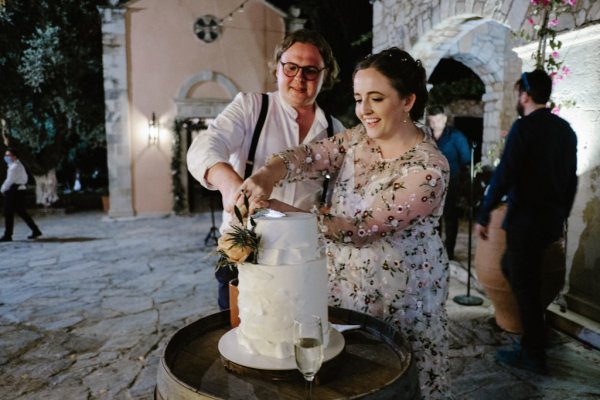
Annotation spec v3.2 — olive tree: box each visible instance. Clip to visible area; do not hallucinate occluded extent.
[0,0,106,206]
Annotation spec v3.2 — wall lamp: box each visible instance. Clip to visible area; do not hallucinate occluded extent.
[148,112,159,145]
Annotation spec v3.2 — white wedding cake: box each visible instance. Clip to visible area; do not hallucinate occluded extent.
[236,212,329,359]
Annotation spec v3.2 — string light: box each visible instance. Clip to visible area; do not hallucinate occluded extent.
[218,0,249,25]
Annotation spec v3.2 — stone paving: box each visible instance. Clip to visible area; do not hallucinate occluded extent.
[1,210,599,400]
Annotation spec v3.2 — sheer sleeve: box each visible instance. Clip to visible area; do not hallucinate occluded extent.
[270,126,357,183]
[317,144,448,248]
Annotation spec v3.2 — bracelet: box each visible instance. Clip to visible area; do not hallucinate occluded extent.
[267,153,290,182]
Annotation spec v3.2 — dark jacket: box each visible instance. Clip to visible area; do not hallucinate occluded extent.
[435,127,471,183]
[477,108,578,242]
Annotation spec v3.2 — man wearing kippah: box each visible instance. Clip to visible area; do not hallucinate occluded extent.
[475,69,578,373]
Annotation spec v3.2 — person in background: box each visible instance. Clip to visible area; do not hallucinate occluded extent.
[240,47,452,399]
[186,29,345,310]
[1,148,42,242]
[426,105,471,260]
[475,69,578,373]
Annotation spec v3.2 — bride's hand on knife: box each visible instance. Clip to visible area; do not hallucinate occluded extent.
[257,198,306,214]
[245,197,305,215]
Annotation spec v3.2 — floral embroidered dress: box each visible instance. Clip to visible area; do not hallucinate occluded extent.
[275,124,451,399]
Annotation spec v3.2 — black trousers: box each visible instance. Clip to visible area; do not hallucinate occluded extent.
[3,187,40,238]
[215,264,238,310]
[501,228,553,356]
[441,181,460,258]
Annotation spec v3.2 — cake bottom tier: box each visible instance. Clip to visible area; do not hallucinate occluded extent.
[237,257,329,359]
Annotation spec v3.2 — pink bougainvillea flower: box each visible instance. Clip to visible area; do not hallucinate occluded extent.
[562,66,571,75]
[564,0,576,6]
[551,51,560,58]
[527,17,536,25]
[552,106,560,115]
[551,74,564,85]
[549,18,559,27]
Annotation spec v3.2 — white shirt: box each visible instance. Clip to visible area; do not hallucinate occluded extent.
[186,91,345,232]
[1,159,28,193]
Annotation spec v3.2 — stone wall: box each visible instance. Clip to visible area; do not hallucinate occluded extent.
[447,99,484,118]
[372,0,600,162]
[373,0,599,53]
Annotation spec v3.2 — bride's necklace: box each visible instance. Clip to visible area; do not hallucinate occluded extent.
[379,129,423,159]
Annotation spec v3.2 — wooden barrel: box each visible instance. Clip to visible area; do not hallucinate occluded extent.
[156,307,420,400]
[474,204,566,333]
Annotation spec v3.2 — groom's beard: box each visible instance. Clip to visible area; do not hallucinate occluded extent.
[516,101,524,117]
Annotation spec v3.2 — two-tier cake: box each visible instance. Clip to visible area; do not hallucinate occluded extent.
[236,212,329,359]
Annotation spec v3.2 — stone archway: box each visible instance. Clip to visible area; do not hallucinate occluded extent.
[174,70,239,119]
[411,16,521,163]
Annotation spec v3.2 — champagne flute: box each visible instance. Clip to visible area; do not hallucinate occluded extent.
[293,315,324,399]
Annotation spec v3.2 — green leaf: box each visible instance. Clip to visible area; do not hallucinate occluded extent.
[234,205,243,224]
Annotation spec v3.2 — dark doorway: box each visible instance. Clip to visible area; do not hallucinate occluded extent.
[453,116,483,166]
[184,119,223,215]
[427,58,486,213]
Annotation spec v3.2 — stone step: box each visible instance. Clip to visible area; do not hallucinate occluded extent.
[547,303,600,351]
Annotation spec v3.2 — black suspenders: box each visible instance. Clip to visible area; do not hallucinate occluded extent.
[244,93,269,180]
[320,113,334,205]
[244,93,334,204]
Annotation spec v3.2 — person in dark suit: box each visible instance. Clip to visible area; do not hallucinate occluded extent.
[475,69,578,373]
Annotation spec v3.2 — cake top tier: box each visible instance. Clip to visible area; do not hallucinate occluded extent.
[253,212,321,265]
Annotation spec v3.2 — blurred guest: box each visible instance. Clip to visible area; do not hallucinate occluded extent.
[1,148,42,242]
[427,105,471,259]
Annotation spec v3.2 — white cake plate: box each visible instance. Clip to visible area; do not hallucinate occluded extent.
[218,327,345,371]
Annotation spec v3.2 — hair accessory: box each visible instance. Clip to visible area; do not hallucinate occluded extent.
[521,72,531,92]
[387,50,407,62]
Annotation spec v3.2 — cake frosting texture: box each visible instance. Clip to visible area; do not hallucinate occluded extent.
[236,212,328,359]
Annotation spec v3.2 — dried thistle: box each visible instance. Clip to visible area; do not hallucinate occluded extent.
[215,194,260,270]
